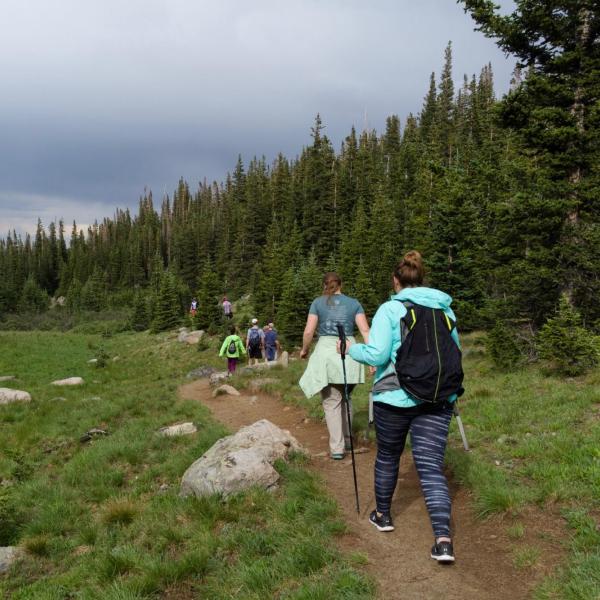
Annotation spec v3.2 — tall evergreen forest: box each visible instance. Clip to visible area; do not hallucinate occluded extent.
[1,21,599,343]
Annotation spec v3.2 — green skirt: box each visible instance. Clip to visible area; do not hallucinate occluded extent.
[299,335,365,399]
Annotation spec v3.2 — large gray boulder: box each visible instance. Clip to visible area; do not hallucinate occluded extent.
[180,419,302,498]
[0,388,31,405]
[177,330,205,344]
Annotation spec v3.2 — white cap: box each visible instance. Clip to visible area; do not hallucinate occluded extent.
[251,318,258,324]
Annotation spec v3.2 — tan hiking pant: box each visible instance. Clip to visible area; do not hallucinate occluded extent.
[320,384,353,454]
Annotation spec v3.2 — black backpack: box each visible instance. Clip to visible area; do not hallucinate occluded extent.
[248,328,261,350]
[395,302,464,403]
[227,339,237,355]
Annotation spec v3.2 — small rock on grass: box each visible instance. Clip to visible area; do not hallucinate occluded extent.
[158,422,197,437]
[212,384,241,398]
[0,388,31,405]
[248,378,277,391]
[52,377,84,386]
[0,547,22,573]
[0,376,16,382]
[80,428,109,443]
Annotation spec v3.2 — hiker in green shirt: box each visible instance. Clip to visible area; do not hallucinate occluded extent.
[219,325,246,375]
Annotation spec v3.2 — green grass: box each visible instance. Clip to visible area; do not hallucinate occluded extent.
[236,333,600,597]
[0,330,374,598]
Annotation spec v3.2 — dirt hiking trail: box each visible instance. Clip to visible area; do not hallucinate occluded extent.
[180,379,557,600]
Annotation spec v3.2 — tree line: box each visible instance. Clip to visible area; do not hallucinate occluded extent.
[1,2,598,353]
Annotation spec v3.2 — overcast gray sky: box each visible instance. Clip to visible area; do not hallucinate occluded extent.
[0,0,515,236]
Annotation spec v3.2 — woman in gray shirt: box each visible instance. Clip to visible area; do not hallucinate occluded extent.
[299,272,370,459]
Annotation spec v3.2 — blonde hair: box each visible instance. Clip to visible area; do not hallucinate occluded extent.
[393,251,424,288]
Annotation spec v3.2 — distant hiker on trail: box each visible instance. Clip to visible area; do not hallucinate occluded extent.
[263,322,280,362]
[189,298,198,317]
[219,325,246,375]
[338,251,463,564]
[299,272,370,460]
[246,318,264,366]
[222,296,233,319]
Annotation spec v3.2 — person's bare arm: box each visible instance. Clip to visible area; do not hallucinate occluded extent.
[355,313,370,344]
[300,314,318,358]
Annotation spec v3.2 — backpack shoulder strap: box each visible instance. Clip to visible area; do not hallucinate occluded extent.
[393,300,418,342]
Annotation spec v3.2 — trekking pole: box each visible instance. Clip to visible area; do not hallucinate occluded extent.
[336,324,360,514]
[453,402,470,452]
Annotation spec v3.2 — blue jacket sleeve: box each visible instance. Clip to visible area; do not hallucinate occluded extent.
[348,303,393,366]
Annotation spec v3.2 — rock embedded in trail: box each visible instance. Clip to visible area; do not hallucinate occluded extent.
[180,419,302,498]
[209,371,230,386]
[159,422,198,437]
[0,546,22,573]
[212,384,241,398]
[0,388,31,405]
[52,377,84,386]
[187,366,217,379]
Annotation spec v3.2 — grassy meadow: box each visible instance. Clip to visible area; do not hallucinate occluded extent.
[0,326,599,599]
[0,330,373,599]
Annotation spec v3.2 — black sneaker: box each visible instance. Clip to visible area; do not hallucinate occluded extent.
[369,510,394,532]
[431,541,455,563]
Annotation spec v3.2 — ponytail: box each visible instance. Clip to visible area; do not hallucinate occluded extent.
[393,251,424,288]
[322,272,342,304]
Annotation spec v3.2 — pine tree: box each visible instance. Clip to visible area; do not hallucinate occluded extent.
[278,253,321,345]
[81,267,107,312]
[130,289,151,331]
[195,261,222,331]
[66,278,83,313]
[20,275,49,313]
[151,270,181,332]
[537,294,598,375]
[460,0,600,323]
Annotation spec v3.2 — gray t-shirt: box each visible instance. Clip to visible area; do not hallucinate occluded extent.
[309,294,364,336]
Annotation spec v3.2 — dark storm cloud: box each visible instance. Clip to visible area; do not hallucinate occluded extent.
[0,0,516,235]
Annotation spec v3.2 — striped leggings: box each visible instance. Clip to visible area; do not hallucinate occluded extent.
[373,401,453,538]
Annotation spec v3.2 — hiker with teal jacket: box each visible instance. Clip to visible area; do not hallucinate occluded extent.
[219,325,246,375]
[339,251,462,564]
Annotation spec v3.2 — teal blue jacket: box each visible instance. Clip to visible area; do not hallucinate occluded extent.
[348,287,460,408]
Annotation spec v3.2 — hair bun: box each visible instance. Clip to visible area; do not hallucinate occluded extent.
[394,250,424,287]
